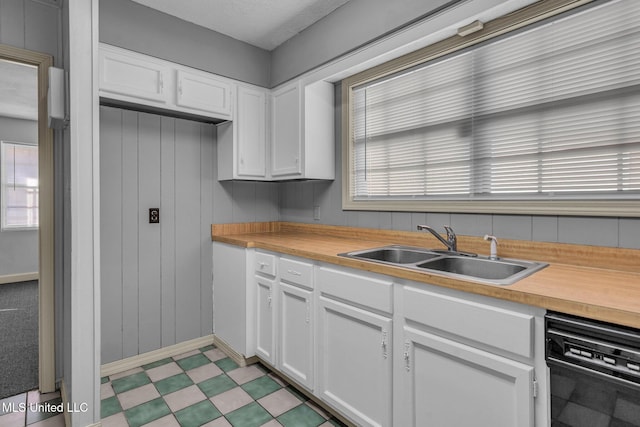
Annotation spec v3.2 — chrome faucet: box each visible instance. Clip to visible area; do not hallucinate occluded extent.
[417,225,457,252]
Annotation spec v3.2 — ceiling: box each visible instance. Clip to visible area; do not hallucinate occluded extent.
[130,0,351,51]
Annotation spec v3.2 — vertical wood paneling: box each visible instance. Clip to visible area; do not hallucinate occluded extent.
[137,113,162,353]
[174,118,203,343]
[160,117,176,347]
[0,0,25,48]
[99,107,123,363]
[121,110,140,358]
[200,124,214,336]
[101,106,217,361]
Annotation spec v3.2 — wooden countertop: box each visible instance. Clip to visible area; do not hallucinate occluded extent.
[212,222,640,329]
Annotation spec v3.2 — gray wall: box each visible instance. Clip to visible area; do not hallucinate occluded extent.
[278,84,640,250]
[100,106,214,363]
[0,0,60,61]
[270,0,456,86]
[99,0,271,88]
[100,106,279,363]
[0,116,39,276]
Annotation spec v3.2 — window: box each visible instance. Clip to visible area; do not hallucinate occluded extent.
[1,141,39,229]
[343,0,640,216]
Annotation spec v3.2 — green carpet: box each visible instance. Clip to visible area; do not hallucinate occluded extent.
[0,280,38,399]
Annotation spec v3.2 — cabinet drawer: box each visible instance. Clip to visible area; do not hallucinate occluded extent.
[318,266,393,315]
[402,286,534,359]
[255,252,276,277]
[279,258,313,289]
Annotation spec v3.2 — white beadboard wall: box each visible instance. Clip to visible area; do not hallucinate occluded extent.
[99,106,279,363]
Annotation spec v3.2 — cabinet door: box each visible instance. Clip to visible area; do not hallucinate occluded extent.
[237,86,267,178]
[271,83,302,177]
[212,243,248,355]
[176,70,232,119]
[255,275,276,364]
[400,327,535,427]
[318,297,392,427]
[278,282,313,390]
[99,48,169,104]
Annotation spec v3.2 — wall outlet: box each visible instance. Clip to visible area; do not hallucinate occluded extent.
[313,205,320,221]
[149,208,160,224]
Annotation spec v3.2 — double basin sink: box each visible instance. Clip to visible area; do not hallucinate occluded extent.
[338,245,547,286]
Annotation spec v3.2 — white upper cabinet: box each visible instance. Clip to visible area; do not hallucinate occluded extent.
[218,85,269,180]
[99,46,169,105]
[100,44,334,182]
[176,70,232,119]
[98,44,233,122]
[271,82,301,177]
[271,80,335,180]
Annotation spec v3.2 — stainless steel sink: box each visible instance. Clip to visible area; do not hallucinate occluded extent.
[343,246,441,264]
[416,256,527,280]
[339,245,547,285]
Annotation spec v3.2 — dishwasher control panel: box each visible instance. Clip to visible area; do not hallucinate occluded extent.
[546,312,640,386]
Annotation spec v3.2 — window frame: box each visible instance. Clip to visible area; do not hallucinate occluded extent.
[341,0,640,217]
[1,140,39,230]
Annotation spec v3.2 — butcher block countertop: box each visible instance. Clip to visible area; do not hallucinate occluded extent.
[212,222,640,329]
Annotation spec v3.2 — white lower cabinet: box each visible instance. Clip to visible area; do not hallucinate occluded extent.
[229,250,549,427]
[400,326,534,427]
[255,275,276,364]
[316,265,394,427]
[395,283,544,427]
[317,296,392,427]
[278,282,314,390]
[212,242,254,358]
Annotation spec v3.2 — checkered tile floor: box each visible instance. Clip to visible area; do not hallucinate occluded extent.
[101,345,347,427]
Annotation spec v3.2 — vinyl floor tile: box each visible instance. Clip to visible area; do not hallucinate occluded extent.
[100,345,348,427]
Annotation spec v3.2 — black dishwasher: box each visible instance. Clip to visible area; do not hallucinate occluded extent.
[546,311,640,427]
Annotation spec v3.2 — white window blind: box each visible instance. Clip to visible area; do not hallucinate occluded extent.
[351,0,640,202]
[1,141,39,229]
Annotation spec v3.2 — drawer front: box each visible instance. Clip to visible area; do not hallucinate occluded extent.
[255,252,276,277]
[279,257,313,289]
[402,286,534,359]
[317,266,393,315]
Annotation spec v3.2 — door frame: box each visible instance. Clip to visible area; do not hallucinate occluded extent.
[0,44,56,393]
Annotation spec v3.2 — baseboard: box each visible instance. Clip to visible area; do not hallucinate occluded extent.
[101,335,214,377]
[212,336,257,368]
[0,272,39,285]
